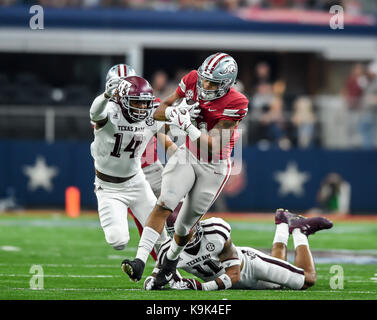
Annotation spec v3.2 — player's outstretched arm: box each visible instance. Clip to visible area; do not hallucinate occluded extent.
[90,78,120,128]
[153,91,181,121]
[203,238,241,291]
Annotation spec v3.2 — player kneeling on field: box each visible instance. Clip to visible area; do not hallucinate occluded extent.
[144,209,333,291]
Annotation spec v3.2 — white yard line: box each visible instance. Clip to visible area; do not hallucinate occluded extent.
[0,274,119,278]
[7,288,141,291]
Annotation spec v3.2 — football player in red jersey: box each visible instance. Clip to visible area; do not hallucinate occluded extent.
[122,53,249,288]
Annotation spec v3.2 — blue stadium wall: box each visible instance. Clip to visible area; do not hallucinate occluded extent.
[1,139,376,213]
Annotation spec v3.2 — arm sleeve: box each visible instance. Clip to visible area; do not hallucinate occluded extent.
[90,94,108,121]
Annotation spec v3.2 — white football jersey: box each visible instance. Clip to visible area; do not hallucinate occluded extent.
[157,217,234,282]
[156,217,305,290]
[90,101,164,178]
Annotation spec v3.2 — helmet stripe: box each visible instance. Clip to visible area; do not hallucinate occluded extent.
[210,54,229,74]
[118,65,122,77]
[123,65,127,77]
[204,52,222,72]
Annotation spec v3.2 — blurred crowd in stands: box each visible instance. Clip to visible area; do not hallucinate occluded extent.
[1,0,376,15]
[1,57,376,149]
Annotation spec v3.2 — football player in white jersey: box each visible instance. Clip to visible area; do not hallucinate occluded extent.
[90,74,177,254]
[143,209,333,291]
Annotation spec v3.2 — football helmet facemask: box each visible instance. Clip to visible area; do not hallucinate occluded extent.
[117,76,155,122]
[197,52,238,101]
[106,64,137,82]
[165,210,203,250]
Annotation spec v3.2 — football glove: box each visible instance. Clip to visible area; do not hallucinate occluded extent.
[169,108,192,131]
[144,276,157,291]
[104,78,121,99]
[176,99,200,120]
[169,109,201,141]
[170,278,203,290]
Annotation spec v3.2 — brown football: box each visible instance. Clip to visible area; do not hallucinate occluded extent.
[186,99,197,105]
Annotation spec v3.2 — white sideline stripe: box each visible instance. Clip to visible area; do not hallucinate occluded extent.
[0,274,118,278]
[0,246,21,252]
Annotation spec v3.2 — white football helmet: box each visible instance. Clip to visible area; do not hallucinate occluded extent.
[197,52,238,101]
[106,64,137,82]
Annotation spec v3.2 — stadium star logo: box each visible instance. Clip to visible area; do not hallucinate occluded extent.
[23,156,59,192]
[274,162,310,197]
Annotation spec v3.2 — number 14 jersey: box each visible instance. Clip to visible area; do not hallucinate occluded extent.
[90,101,164,178]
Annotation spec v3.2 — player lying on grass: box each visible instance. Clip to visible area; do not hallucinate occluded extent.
[143,209,333,291]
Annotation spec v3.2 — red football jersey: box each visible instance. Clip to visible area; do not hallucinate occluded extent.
[176,70,249,161]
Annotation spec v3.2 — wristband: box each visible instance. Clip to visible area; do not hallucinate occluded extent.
[165,107,175,120]
[218,274,232,289]
[201,280,218,291]
[185,124,201,142]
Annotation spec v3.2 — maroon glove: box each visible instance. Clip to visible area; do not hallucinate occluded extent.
[181,278,203,290]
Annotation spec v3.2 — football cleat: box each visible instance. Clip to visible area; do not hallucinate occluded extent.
[275,208,306,226]
[289,216,333,236]
[121,258,145,282]
[154,256,179,289]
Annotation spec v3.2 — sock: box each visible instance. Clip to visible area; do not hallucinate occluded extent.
[154,228,168,252]
[136,227,161,263]
[273,223,289,246]
[292,228,309,249]
[166,237,185,261]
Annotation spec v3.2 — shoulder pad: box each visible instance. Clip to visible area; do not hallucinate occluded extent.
[201,217,231,243]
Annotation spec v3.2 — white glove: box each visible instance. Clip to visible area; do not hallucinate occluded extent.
[169,109,201,142]
[104,78,121,99]
[169,108,192,131]
[176,99,200,120]
[169,278,203,290]
[143,276,156,291]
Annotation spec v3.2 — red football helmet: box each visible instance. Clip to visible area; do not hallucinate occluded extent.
[117,76,155,122]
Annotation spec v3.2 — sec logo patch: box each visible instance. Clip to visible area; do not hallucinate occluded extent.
[186,89,194,101]
[145,117,155,126]
[206,242,215,252]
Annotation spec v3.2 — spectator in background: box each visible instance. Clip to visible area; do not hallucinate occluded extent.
[359,59,377,149]
[247,62,275,144]
[0,0,19,5]
[259,95,290,149]
[315,173,351,215]
[151,70,172,101]
[343,62,368,148]
[251,61,274,111]
[291,96,316,148]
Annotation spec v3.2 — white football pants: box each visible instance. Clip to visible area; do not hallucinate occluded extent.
[94,169,161,250]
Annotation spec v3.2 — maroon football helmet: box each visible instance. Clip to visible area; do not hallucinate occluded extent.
[165,209,203,249]
[117,76,155,122]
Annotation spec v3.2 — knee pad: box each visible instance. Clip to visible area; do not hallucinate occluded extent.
[105,227,129,250]
[157,193,177,212]
[174,223,191,237]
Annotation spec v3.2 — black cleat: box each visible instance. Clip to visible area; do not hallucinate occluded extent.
[155,256,179,288]
[121,258,145,282]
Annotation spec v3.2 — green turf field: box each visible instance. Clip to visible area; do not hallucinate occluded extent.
[0,213,376,300]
